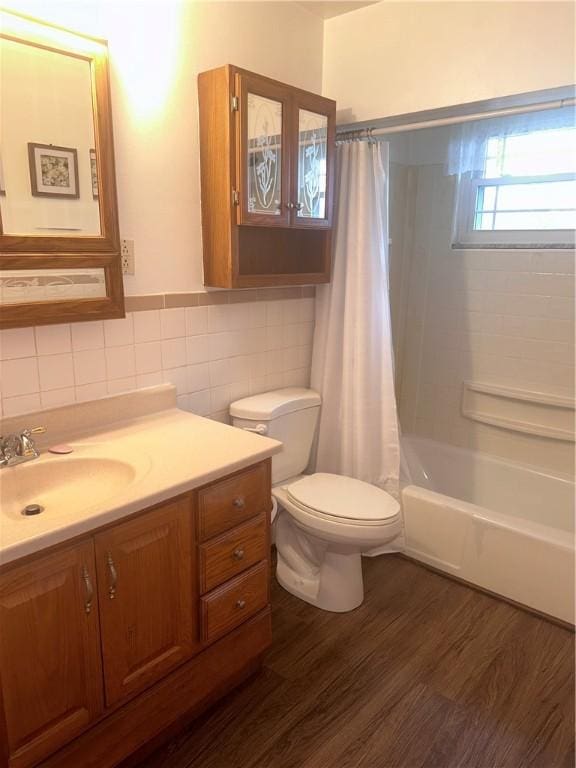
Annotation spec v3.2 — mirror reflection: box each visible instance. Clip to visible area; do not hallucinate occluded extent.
[0,37,101,236]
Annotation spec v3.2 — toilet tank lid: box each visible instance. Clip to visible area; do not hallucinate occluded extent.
[230,388,321,420]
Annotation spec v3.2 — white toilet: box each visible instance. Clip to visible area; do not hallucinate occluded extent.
[230,388,401,612]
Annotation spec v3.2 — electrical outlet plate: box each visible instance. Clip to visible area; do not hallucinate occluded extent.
[121,239,135,275]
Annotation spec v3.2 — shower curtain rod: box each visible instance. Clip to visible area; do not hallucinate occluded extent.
[335,96,576,141]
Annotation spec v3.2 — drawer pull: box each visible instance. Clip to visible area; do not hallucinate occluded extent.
[232,548,245,561]
[233,496,245,510]
[236,599,246,609]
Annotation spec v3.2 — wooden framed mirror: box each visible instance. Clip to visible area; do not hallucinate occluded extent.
[0,9,124,329]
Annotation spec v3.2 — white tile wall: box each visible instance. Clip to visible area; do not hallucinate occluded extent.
[0,298,315,421]
[391,162,575,473]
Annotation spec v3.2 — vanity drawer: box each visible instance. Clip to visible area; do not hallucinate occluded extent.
[201,561,269,643]
[199,514,268,593]
[197,462,270,541]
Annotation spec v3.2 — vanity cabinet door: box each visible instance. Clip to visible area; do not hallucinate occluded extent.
[291,91,336,229]
[235,72,292,227]
[0,541,103,768]
[95,498,198,708]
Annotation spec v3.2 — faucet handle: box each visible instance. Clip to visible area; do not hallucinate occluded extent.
[22,426,47,437]
[19,426,46,458]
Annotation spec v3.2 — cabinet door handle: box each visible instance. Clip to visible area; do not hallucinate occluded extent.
[233,548,245,561]
[82,566,93,615]
[285,202,295,210]
[233,496,245,510]
[106,552,118,600]
[236,599,246,609]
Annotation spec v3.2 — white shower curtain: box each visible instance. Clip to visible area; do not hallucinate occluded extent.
[311,140,401,549]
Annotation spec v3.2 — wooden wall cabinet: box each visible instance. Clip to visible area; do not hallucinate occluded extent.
[0,460,272,768]
[198,65,336,288]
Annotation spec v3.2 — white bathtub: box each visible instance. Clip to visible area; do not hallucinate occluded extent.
[401,435,575,624]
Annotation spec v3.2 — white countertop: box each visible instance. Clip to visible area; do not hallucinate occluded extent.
[0,406,282,566]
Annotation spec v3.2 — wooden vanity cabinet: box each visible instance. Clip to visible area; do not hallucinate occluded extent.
[198,64,336,288]
[0,459,272,768]
[94,498,198,707]
[0,542,103,768]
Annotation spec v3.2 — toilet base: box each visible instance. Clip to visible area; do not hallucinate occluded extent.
[275,515,364,612]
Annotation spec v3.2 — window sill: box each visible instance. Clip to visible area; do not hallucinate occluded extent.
[452,242,575,250]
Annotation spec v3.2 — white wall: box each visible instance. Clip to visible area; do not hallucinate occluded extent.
[322,2,576,124]
[2,0,324,294]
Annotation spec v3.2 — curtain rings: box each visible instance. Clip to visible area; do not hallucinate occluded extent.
[335,128,371,145]
[335,127,378,144]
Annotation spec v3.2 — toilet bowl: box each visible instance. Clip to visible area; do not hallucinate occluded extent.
[230,388,401,612]
[273,473,401,611]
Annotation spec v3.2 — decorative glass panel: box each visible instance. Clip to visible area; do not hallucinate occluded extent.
[247,93,282,216]
[0,268,106,304]
[297,109,327,220]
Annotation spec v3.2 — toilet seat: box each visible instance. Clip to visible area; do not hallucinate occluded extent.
[285,473,400,527]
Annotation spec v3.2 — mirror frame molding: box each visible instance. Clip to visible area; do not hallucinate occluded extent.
[0,9,124,329]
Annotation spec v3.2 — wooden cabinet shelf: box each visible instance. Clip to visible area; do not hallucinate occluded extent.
[198,65,335,288]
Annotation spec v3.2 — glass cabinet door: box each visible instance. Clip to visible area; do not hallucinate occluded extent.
[297,110,327,220]
[293,96,335,229]
[236,75,291,226]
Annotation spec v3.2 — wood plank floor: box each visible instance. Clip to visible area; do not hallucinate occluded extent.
[136,555,575,768]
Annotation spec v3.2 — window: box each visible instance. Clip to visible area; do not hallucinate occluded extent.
[454,122,576,247]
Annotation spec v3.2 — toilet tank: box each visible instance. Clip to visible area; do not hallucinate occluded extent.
[230,388,321,484]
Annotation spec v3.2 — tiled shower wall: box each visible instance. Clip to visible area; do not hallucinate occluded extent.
[0,292,315,422]
[390,159,575,474]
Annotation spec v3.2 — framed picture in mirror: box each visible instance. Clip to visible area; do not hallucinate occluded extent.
[28,143,80,199]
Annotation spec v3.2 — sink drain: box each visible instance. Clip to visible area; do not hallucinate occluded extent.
[22,503,44,516]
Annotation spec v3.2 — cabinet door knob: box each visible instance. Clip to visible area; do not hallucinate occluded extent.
[233,548,245,561]
[236,599,246,609]
[285,202,295,209]
[233,496,245,510]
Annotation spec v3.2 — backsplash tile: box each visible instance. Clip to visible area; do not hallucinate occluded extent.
[133,310,162,343]
[0,327,36,360]
[37,353,75,392]
[0,296,315,422]
[35,324,72,356]
[70,321,105,351]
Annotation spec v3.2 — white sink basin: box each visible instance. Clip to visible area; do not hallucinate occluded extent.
[0,456,138,519]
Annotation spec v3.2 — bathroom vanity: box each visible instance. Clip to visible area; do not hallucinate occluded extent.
[0,386,281,768]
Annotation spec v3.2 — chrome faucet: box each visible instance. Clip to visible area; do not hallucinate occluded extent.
[0,426,46,468]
